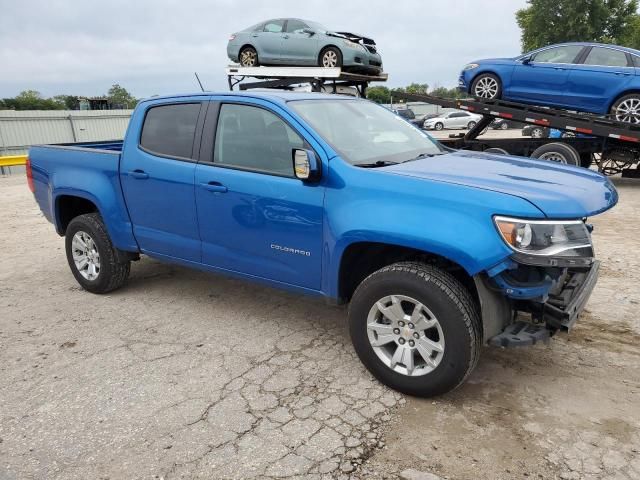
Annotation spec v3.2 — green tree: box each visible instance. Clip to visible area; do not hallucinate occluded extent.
[4,90,64,110]
[107,84,137,108]
[405,83,429,95]
[516,0,640,51]
[53,94,80,110]
[366,86,391,103]
[430,86,463,99]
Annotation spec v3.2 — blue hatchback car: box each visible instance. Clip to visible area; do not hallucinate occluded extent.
[459,42,640,123]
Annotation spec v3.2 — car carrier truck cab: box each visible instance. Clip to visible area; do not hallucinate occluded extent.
[27,91,617,397]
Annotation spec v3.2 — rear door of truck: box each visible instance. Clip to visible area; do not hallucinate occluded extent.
[119,98,208,262]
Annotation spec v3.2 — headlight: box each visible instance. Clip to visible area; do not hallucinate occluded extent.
[343,39,364,50]
[463,63,479,71]
[494,216,594,265]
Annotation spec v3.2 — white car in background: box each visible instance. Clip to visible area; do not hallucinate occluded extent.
[423,110,482,130]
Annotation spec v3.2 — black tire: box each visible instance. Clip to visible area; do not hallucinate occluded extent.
[470,73,502,100]
[530,127,547,138]
[239,46,259,67]
[348,262,481,397]
[434,122,444,131]
[609,93,640,124]
[530,142,580,166]
[484,147,509,155]
[467,121,477,129]
[65,213,130,294]
[319,47,343,68]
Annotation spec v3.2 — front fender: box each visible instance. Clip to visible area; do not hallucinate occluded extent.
[322,158,543,299]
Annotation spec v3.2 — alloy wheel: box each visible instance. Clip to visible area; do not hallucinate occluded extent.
[71,231,100,280]
[366,294,445,377]
[474,76,499,99]
[614,98,640,124]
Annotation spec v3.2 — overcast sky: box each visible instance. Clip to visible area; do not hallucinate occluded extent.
[0,0,528,99]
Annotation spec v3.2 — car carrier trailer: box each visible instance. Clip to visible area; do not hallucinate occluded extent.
[226,66,388,97]
[393,91,640,177]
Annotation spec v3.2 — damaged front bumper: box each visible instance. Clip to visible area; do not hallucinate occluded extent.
[476,259,600,347]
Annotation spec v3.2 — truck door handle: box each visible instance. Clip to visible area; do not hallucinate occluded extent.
[201,181,228,193]
[614,71,631,76]
[553,67,565,70]
[129,169,149,179]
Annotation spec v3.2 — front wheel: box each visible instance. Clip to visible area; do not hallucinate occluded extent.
[467,121,477,129]
[348,262,481,397]
[319,47,342,68]
[434,122,444,131]
[471,73,502,100]
[65,213,130,294]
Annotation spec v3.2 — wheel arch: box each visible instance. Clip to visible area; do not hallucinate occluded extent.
[335,241,480,307]
[318,44,343,64]
[55,194,99,235]
[607,89,640,113]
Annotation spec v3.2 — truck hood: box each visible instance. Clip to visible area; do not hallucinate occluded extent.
[382,151,618,218]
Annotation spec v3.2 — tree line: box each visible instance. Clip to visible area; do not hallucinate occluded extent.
[0,84,137,111]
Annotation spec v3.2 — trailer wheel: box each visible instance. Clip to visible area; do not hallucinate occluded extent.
[434,122,444,131]
[530,127,546,138]
[531,142,580,166]
[484,147,509,155]
[471,73,502,100]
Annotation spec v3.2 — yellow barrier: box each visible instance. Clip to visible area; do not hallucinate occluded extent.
[0,155,27,167]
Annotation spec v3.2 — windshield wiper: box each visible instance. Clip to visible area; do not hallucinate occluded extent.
[403,151,448,163]
[355,160,401,168]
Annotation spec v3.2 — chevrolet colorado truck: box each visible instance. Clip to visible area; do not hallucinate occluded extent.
[27,92,618,397]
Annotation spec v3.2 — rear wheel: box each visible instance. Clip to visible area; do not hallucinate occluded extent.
[531,142,580,166]
[500,122,509,130]
[319,47,343,68]
[471,73,502,100]
[610,93,640,124]
[348,262,481,397]
[65,213,130,294]
[239,46,259,67]
[467,121,477,129]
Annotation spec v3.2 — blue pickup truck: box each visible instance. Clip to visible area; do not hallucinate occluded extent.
[27,91,618,396]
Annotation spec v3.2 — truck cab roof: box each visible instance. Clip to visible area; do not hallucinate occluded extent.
[139,91,355,106]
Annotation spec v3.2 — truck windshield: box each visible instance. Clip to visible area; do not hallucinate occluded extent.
[289,99,444,166]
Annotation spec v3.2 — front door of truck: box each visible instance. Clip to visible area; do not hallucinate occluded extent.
[194,100,324,290]
[120,100,205,262]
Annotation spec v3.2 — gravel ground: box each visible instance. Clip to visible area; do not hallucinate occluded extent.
[1,173,638,480]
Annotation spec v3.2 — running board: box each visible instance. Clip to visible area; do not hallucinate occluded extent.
[489,321,551,347]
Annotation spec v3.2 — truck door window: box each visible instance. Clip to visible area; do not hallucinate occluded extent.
[214,104,304,176]
[140,103,201,160]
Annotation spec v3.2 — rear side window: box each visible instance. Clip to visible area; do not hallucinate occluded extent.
[286,19,308,33]
[533,45,583,64]
[583,47,630,67]
[140,103,201,159]
[264,20,285,33]
[214,103,304,176]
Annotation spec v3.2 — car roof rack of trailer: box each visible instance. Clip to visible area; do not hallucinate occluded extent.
[226,66,388,96]
[392,91,640,144]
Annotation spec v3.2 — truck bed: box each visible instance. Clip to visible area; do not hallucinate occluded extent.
[53,140,124,152]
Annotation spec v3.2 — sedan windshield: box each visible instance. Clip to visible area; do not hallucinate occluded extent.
[289,99,444,165]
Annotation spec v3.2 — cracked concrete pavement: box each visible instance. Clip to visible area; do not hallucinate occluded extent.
[1,174,639,480]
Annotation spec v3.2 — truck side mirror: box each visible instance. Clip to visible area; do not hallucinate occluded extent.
[522,56,532,65]
[293,149,321,181]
